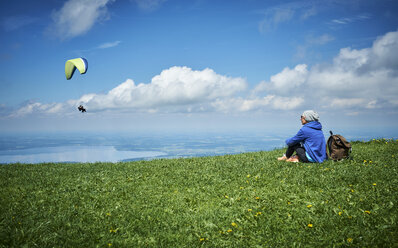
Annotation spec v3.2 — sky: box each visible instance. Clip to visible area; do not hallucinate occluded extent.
[0,0,397,135]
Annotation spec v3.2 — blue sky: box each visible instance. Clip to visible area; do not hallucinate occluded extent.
[0,0,397,134]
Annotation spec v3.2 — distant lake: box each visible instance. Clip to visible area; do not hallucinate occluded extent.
[0,129,396,164]
[0,132,286,164]
[0,145,167,164]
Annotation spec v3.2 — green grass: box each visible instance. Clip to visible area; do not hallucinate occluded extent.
[1,139,397,247]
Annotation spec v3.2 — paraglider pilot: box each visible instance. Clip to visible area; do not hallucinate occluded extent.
[78,105,86,113]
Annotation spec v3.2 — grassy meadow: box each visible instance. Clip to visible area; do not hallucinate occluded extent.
[1,139,397,247]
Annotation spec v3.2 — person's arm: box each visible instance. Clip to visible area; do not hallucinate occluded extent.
[285,128,306,146]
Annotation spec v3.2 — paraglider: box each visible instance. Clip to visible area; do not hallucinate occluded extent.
[78,105,86,113]
[65,57,88,80]
[65,57,88,112]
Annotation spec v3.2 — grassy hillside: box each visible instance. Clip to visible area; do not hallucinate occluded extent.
[1,139,397,247]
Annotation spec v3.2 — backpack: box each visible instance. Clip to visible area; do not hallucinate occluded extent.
[327,131,352,161]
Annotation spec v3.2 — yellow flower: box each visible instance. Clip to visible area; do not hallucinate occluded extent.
[199,238,205,242]
[240,186,244,189]
[373,183,377,186]
[288,201,291,205]
[231,222,237,227]
[307,224,313,228]
[227,229,232,233]
[255,196,260,200]
[225,195,229,199]
[247,174,251,178]
[364,210,371,214]
[106,213,111,216]
[108,243,112,247]
[338,211,343,216]
[347,238,353,243]
[248,209,252,212]
[364,160,367,163]
[307,204,312,208]
[254,212,262,217]
[351,189,355,192]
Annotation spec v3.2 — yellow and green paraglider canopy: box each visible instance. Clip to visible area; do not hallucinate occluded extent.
[65,58,88,80]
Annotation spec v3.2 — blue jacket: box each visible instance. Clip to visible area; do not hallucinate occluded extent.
[285,121,327,163]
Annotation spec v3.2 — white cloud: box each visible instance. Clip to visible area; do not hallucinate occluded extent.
[2,15,37,31]
[300,6,317,20]
[273,8,295,24]
[329,13,371,26]
[212,96,273,112]
[75,66,248,112]
[134,0,166,11]
[97,41,121,49]
[258,2,319,33]
[259,8,295,33]
[308,34,334,45]
[48,0,115,39]
[211,95,304,113]
[11,102,67,117]
[330,98,366,108]
[294,34,335,60]
[307,30,398,101]
[271,96,304,110]
[253,30,398,111]
[255,64,308,96]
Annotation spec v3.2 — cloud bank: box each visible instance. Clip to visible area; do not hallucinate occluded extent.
[76,66,248,113]
[255,30,398,114]
[48,0,115,39]
[11,30,398,117]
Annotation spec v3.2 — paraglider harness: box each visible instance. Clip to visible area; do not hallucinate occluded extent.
[78,105,86,113]
[327,131,352,161]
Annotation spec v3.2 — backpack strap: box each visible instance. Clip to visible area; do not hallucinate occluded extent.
[326,134,334,159]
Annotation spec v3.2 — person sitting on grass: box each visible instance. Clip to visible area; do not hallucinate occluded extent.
[278,110,327,163]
